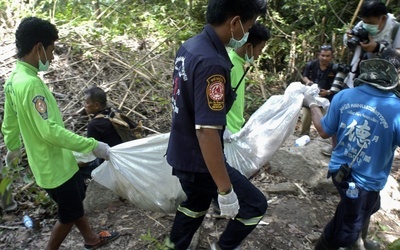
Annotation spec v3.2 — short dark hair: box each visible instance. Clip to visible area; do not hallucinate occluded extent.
[15,17,59,58]
[320,44,333,52]
[246,22,270,47]
[359,0,388,18]
[206,0,267,25]
[85,87,107,108]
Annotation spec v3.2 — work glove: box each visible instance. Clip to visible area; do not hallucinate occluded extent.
[217,186,239,219]
[5,149,22,168]
[302,93,319,108]
[92,142,110,161]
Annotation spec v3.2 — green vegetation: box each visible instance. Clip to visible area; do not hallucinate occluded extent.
[2,0,400,84]
[141,229,175,249]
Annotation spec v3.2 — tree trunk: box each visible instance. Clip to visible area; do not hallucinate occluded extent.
[286,31,297,84]
[92,0,100,18]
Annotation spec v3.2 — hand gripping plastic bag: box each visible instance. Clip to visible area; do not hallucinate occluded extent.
[91,133,186,214]
[91,82,328,213]
[224,82,329,178]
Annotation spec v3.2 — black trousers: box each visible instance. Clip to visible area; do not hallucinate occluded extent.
[322,177,380,248]
[169,165,268,250]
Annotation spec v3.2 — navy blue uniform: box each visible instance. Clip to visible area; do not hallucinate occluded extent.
[303,60,335,101]
[167,24,268,250]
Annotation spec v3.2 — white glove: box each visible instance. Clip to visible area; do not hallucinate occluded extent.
[5,149,22,168]
[303,93,319,108]
[217,187,239,219]
[92,142,110,161]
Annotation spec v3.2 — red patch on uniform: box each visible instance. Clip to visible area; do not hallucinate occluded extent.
[206,75,225,111]
[209,82,224,101]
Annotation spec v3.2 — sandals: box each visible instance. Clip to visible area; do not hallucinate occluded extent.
[84,230,120,250]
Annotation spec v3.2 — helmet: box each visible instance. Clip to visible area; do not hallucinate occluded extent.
[354,58,399,90]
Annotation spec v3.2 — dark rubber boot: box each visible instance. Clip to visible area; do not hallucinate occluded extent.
[361,219,380,250]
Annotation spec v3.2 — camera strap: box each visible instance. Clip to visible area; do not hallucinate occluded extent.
[233,67,251,93]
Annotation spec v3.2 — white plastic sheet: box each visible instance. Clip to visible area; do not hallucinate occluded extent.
[91,82,328,212]
[224,82,329,178]
[91,133,186,214]
[73,151,96,163]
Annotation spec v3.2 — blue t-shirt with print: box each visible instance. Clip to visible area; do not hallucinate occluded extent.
[321,84,400,191]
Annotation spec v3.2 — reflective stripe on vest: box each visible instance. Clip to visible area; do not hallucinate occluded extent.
[177,205,208,218]
[236,215,264,226]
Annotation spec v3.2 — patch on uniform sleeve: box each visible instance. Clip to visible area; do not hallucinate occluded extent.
[32,95,48,120]
[206,75,225,111]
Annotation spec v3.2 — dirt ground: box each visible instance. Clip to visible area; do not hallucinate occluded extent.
[0,29,399,250]
[1,133,399,250]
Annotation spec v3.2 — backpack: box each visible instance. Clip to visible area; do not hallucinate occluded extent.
[95,109,143,142]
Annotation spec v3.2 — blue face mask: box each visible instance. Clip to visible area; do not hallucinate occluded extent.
[363,23,380,36]
[227,20,249,49]
[245,45,254,65]
[38,45,49,71]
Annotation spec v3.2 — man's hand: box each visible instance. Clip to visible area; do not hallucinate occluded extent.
[5,149,22,168]
[92,142,110,160]
[306,81,314,86]
[319,89,332,97]
[303,93,319,108]
[218,187,239,219]
[360,36,378,52]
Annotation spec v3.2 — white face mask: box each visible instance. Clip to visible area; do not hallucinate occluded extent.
[227,20,249,49]
[363,23,380,36]
[38,45,49,71]
[245,45,254,65]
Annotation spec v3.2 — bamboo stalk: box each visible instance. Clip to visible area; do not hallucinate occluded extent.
[340,0,365,60]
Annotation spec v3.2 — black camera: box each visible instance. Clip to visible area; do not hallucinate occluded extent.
[347,26,370,50]
[330,63,351,93]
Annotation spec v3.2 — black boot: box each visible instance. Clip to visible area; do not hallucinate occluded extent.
[361,218,380,250]
[315,233,339,250]
[341,232,366,250]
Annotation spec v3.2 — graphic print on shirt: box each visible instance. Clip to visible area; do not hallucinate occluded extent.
[32,95,48,120]
[171,76,180,114]
[206,74,225,111]
[171,56,187,115]
[339,103,388,165]
[174,56,188,81]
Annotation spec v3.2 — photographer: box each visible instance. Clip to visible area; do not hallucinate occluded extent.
[304,48,400,250]
[299,45,335,136]
[322,0,400,157]
[343,0,400,88]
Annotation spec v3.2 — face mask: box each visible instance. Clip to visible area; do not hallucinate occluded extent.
[227,20,249,49]
[38,45,49,71]
[363,23,380,36]
[245,45,254,65]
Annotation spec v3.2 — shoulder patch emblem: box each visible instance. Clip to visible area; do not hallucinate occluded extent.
[206,74,225,111]
[32,95,48,120]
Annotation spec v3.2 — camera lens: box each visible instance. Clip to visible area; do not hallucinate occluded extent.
[331,72,347,92]
[347,37,360,50]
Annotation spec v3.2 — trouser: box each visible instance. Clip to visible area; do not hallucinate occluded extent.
[319,177,380,249]
[170,166,268,250]
[300,107,326,135]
